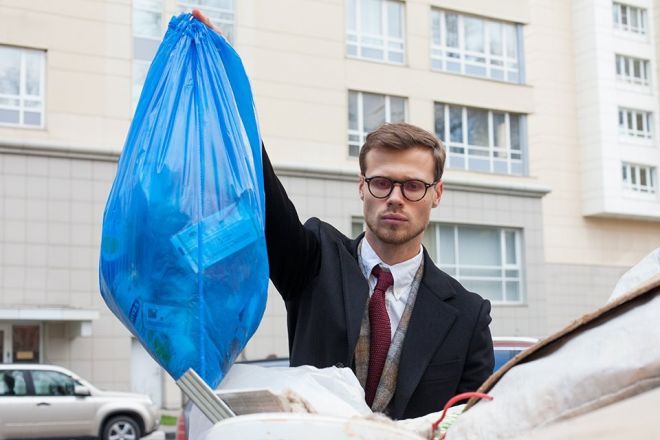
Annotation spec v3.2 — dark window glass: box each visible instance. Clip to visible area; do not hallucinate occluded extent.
[32,371,75,396]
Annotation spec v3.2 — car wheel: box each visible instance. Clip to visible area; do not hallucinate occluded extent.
[102,416,141,440]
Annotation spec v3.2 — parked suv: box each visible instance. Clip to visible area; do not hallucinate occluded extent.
[0,364,159,440]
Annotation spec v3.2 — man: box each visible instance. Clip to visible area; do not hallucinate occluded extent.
[2,373,15,396]
[193,10,494,420]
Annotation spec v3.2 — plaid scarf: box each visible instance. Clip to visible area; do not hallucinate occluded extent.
[354,241,424,413]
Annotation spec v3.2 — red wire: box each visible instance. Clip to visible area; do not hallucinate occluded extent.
[430,392,493,438]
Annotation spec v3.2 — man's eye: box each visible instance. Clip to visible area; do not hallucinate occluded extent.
[374,179,391,189]
[405,181,423,191]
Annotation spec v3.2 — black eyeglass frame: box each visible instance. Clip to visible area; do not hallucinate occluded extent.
[363,175,439,202]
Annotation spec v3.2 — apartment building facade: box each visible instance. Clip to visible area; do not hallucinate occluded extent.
[0,0,658,408]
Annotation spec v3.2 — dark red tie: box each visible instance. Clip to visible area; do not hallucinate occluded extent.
[365,265,394,407]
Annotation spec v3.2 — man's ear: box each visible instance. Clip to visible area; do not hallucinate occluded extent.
[358,175,365,201]
[432,180,443,208]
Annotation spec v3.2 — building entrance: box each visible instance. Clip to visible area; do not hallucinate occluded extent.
[0,323,41,364]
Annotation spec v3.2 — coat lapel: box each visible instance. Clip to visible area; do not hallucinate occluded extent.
[391,251,458,419]
[337,235,369,365]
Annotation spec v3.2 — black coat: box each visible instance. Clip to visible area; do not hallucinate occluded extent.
[262,148,494,419]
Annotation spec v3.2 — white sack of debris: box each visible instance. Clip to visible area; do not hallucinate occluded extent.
[445,271,660,440]
[189,363,426,440]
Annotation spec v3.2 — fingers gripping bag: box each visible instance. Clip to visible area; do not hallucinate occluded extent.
[99,13,268,388]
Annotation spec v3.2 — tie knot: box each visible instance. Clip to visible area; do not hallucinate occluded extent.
[371,265,394,291]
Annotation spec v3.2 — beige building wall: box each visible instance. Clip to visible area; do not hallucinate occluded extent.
[0,1,131,152]
[238,0,536,171]
[525,1,660,331]
[0,0,151,402]
[0,152,130,392]
[528,0,658,268]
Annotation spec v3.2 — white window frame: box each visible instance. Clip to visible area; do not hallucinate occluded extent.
[346,0,405,65]
[0,46,45,129]
[435,103,525,175]
[431,224,524,304]
[430,9,522,83]
[179,0,235,43]
[618,107,653,140]
[348,90,407,157]
[622,162,656,194]
[613,2,647,35]
[615,54,650,87]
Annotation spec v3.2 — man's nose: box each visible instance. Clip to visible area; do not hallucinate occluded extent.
[387,183,406,204]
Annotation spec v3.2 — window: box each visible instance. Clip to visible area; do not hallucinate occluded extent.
[32,370,76,396]
[348,91,406,157]
[435,103,525,175]
[427,224,523,303]
[179,0,235,43]
[622,163,656,194]
[0,371,28,396]
[351,218,365,238]
[431,10,522,83]
[618,108,653,139]
[346,0,405,64]
[0,45,45,128]
[132,0,164,109]
[616,54,650,87]
[134,0,163,39]
[613,3,647,35]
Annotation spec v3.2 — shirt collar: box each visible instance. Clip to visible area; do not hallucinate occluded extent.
[360,237,423,301]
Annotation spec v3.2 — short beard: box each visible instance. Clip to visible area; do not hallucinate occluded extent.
[365,217,426,245]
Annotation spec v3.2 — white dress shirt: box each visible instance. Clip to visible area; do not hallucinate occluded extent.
[359,238,424,340]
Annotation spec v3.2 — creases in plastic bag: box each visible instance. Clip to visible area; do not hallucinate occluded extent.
[99,13,268,388]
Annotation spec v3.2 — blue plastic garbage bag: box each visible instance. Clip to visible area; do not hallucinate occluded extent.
[99,14,268,388]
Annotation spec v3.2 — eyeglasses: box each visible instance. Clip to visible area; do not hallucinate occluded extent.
[363,176,438,202]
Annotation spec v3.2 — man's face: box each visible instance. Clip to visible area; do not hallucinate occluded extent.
[358,146,443,248]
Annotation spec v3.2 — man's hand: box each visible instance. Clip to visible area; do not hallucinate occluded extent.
[191,8,225,36]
